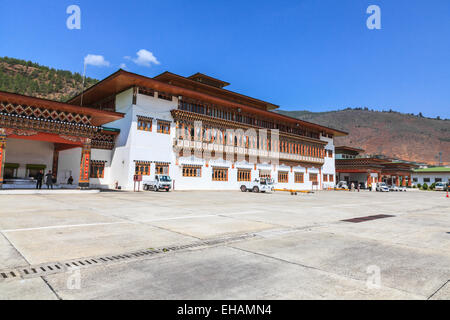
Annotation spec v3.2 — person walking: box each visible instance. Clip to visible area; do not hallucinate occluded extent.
[350,182,355,192]
[45,170,54,189]
[36,170,44,189]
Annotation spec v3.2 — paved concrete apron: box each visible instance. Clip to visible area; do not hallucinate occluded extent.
[0,190,449,299]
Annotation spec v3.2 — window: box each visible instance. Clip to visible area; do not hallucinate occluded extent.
[212,168,228,181]
[138,87,155,97]
[309,173,318,182]
[278,171,289,183]
[158,92,173,101]
[157,120,171,134]
[327,150,333,158]
[259,170,271,179]
[238,169,251,182]
[413,178,418,182]
[137,116,152,132]
[90,161,105,178]
[295,172,304,183]
[135,162,151,175]
[323,174,328,182]
[423,178,430,183]
[182,166,201,177]
[435,178,442,182]
[329,175,334,182]
[138,118,152,131]
[155,163,169,175]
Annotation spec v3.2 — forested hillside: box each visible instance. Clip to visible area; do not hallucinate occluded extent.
[0,56,97,102]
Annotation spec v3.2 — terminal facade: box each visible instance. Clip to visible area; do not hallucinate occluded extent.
[0,70,347,191]
[335,146,418,188]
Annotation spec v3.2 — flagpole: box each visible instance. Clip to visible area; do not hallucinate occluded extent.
[80,60,87,107]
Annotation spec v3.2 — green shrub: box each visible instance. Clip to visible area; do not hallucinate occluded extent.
[430,183,436,190]
[417,183,421,189]
[422,183,428,190]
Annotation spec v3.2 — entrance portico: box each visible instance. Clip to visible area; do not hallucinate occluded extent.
[0,91,123,189]
[335,146,417,188]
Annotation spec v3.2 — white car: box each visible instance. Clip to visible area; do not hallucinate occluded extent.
[376,182,390,192]
[240,178,275,193]
[388,185,399,192]
[336,181,349,189]
[435,182,447,191]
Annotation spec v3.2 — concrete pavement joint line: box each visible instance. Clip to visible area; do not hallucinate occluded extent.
[227,245,425,299]
[1,221,131,233]
[0,233,256,282]
[427,280,450,300]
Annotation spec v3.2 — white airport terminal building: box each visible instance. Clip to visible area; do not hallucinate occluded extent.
[0,70,347,191]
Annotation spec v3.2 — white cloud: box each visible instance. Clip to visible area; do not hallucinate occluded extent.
[126,49,160,67]
[119,63,128,70]
[84,54,110,67]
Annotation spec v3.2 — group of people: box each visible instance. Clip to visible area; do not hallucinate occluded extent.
[35,170,74,189]
[349,182,361,192]
[35,170,55,189]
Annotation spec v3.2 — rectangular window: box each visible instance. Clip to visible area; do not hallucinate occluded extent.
[327,150,333,158]
[329,175,334,182]
[157,121,171,134]
[237,169,251,182]
[295,172,304,183]
[182,166,201,177]
[212,168,228,181]
[90,161,105,178]
[259,170,271,179]
[323,174,328,182]
[309,173,318,182]
[435,178,442,182]
[278,171,289,183]
[155,164,169,175]
[135,162,151,176]
[137,117,152,132]
[158,92,173,101]
[423,178,430,183]
[413,178,418,182]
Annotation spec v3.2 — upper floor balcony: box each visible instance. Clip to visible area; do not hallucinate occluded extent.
[173,138,325,165]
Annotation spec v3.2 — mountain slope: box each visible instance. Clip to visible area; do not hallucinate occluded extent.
[0,56,97,102]
[277,109,450,165]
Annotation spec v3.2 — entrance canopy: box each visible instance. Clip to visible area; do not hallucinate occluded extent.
[0,91,123,188]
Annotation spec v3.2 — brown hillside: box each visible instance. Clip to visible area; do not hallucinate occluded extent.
[277,109,450,165]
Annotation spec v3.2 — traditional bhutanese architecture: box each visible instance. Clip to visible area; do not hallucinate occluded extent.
[335,146,418,187]
[0,91,123,188]
[0,69,348,190]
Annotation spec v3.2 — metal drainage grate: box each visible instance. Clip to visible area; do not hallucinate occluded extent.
[19,263,65,279]
[342,214,395,223]
[0,233,255,282]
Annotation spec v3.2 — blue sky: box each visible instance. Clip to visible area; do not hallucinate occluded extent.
[1,0,449,118]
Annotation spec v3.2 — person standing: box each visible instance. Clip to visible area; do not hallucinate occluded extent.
[67,176,74,185]
[36,170,44,189]
[45,170,54,189]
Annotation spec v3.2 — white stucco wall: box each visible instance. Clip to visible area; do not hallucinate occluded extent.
[4,138,54,178]
[412,172,450,184]
[58,147,81,184]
